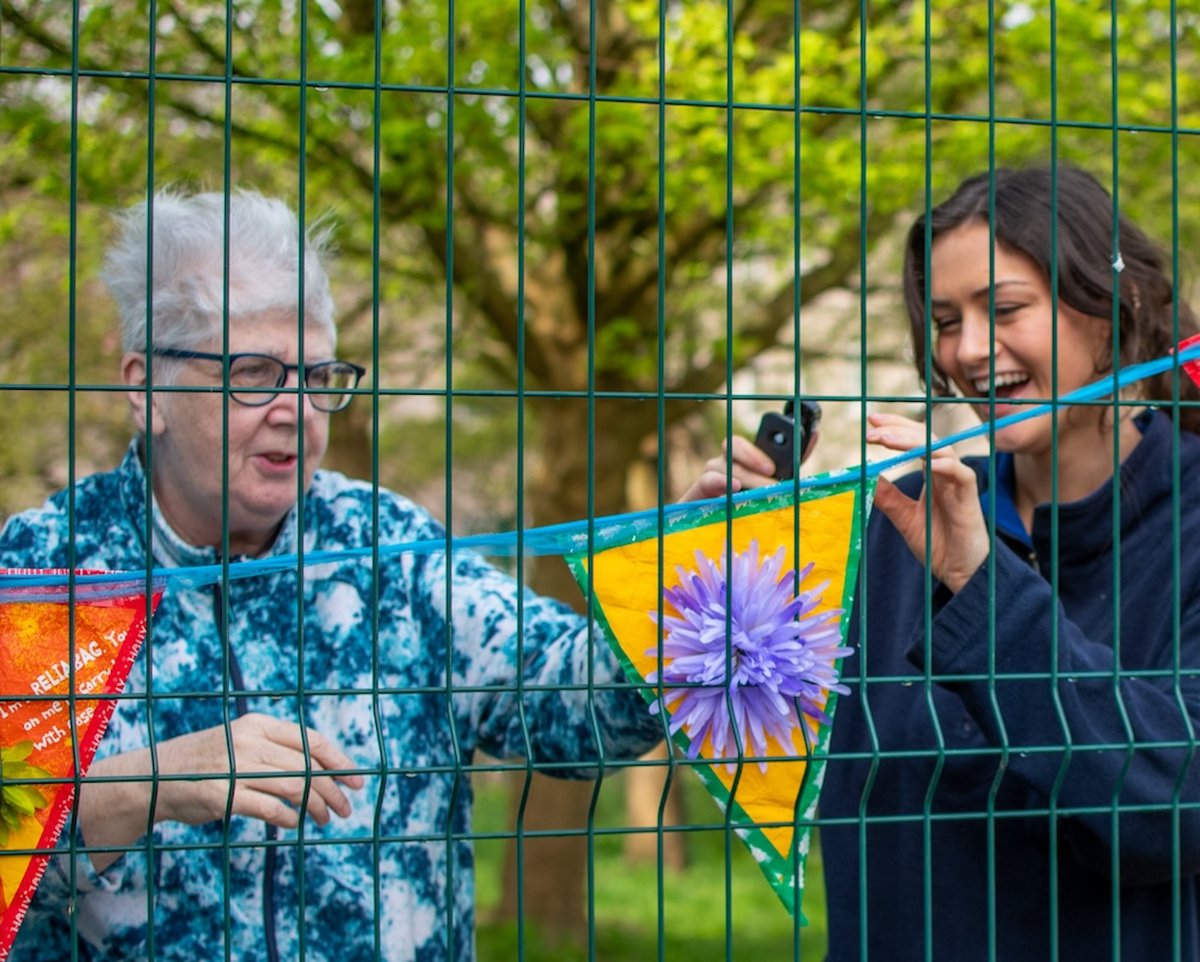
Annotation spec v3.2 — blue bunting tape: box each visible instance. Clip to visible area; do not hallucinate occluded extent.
[3,341,1198,600]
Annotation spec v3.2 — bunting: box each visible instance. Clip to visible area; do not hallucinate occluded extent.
[0,571,161,959]
[566,475,872,919]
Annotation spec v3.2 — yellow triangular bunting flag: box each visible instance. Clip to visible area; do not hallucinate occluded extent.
[567,476,872,918]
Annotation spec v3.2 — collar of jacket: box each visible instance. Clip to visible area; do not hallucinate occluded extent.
[969,407,1185,565]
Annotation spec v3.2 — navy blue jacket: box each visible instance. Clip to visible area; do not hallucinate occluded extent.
[823,410,1200,961]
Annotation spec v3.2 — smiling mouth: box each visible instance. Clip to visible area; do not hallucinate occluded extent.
[971,372,1030,398]
[261,453,296,464]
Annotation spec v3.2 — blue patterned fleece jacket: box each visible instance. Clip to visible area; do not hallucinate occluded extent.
[0,444,662,961]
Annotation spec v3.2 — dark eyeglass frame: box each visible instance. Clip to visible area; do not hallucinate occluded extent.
[151,348,367,412]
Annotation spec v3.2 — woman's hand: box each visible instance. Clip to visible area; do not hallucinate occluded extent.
[151,713,364,827]
[79,713,365,871]
[866,412,990,593]
[679,436,780,502]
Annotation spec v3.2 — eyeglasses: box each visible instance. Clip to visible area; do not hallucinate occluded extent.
[152,349,366,412]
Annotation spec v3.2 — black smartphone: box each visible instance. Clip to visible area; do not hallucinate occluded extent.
[754,399,822,481]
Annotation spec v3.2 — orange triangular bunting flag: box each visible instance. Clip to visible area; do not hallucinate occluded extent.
[0,570,161,959]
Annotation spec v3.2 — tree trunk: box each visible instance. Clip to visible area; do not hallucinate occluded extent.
[494,395,648,942]
[622,743,689,869]
[620,449,689,869]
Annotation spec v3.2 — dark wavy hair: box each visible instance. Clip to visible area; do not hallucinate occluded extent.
[902,164,1200,433]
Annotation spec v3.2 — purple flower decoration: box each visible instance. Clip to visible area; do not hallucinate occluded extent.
[647,540,851,772]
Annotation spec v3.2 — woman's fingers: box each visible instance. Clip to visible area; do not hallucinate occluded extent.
[230,715,362,823]
[866,412,950,456]
[867,413,989,592]
[155,715,363,828]
[679,469,741,503]
[230,783,304,829]
[871,475,912,526]
[680,439,779,503]
[234,738,355,823]
[926,451,981,495]
[679,430,816,503]
[230,772,343,826]
[248,714,365,788]
[871,475,932,559]
[726,435,777,477]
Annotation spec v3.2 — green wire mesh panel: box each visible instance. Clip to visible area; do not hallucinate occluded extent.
[2,1,1200,961]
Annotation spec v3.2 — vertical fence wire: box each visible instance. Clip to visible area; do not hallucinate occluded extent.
[981,7,1003,959]
[1107,7,1126,956]
[138,5,162,957]
[1045,10,1066,962]
[442,0,463,956]
[294,9,314,956]
[217,7,238,954]
[790,1,809,958]
[1168,7,1196,961]
[63,2,82,959]
[368,3,389,957]
[722,5,741,961]
[514,0,532,952]
[653,2,673,959]
[584,2,604,957]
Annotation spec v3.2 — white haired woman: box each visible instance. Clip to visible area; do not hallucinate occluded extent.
[0,189,661,961]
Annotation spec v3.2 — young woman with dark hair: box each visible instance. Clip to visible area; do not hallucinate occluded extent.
[903,164,1200,433]
[688,164,1200,960]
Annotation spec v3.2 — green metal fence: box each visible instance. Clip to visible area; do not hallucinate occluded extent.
[2,1,1200,960]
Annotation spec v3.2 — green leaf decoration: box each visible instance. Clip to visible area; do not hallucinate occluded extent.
[0,743,51,847]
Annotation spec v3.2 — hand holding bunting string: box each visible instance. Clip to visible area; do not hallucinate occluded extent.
[865,413,990,593]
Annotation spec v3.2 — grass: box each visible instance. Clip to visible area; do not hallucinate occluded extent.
[472,773,829,961]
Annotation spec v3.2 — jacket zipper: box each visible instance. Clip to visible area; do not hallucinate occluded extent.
[214,577,280,962]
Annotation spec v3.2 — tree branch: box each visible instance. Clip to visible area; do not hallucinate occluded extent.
[673,209,890,397]
[420,215,555,384]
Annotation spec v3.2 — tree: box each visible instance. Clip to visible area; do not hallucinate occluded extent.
[3,0,1200,943]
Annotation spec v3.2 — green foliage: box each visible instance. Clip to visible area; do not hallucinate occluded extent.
[472,773,826,960]
[3,0,1200,516]
[0,189,131,518]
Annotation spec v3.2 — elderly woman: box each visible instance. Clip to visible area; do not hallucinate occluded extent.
[0,189,661,961]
